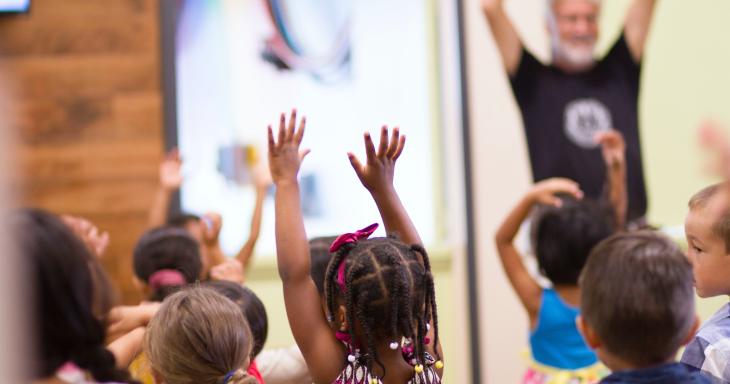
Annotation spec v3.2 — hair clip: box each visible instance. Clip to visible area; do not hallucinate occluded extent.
[370,378,379,384]
[435,360,444,370]
[348,354,357,363]
[389,341,399,350]
[414,364,424,374]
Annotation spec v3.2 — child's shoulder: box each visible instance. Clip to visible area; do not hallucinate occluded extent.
[696,303,730,342]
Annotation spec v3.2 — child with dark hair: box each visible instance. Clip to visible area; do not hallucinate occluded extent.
[15,208,138,383]
[681,182,730,383]
[268,110,442,384]
[577,231,707,383]
[133,226,202,302]
[148,148,270,279]
[309,236,338,296]
[494,131,625,383]
[206,280,268,384]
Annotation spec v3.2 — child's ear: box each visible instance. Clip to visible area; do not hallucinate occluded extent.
[682,315,701,346]
[337,304,348,331]
[576,315,601,349]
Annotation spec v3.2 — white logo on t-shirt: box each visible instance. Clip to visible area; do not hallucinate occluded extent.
[563,98,612,148]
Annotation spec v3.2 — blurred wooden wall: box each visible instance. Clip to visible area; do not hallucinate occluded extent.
[0,0,165,303]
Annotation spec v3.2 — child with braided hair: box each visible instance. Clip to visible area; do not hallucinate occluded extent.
[268,110,443,384]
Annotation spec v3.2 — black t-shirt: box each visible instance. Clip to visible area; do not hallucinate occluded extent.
[509,34,647,220]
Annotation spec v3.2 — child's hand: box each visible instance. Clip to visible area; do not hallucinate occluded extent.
[159,148,183,191]
[348,125,405,194]
[201,212,222,247]
[107,303,160,338]
[698,120,730,179]
[595,130,626,169]
[268,109,310,185]
[61,215,110,258]
[210,259,245,284]
[528,178,583,207]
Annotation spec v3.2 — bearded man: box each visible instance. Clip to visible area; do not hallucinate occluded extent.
[482,0,658,223]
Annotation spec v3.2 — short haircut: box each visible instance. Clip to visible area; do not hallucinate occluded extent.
[167,213,201,228]
[133,226,202,301]
[532,196,615,285]
[309,236,337,296]
[205,280,268,359]
[580,231,695,367]
[689,183,730,252]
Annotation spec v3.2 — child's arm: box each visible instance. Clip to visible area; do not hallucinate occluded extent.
[494,178,583,321]
[348,126,421,246]
[106,303,160,343]
[269,110,343,383]
[596,130,627,230]
[148,149,182,228]
[107,327,145,369]
[236,168,270,269]
[349,126,443,367]
[201,212,228,268]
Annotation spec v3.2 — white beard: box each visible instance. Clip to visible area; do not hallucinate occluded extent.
[552,38,596,70]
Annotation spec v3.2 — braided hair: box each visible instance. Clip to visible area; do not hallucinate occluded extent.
[324,237,440,382]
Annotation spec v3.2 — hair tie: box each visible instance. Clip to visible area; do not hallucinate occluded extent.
[148,269,186,290]
[222,368,242,384]
[330,223,378,292]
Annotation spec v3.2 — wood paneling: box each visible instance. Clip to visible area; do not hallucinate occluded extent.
[2,0,165,303]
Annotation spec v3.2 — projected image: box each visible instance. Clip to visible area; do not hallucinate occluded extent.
[174,0,447,256]
[0,0,30,12]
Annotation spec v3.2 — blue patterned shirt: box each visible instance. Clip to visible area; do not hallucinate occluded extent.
[681,303,730,384]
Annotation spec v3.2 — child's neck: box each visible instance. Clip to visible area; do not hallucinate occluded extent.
[554,284,581,307]
[370,342,418,384]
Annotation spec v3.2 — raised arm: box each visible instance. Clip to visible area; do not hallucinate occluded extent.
[481,0,523,76]
[269,110,343,383]
[624,0,658,62]
[494,178,583,322]
[148,149,183,228]
[200,212,228,268]
[107,327,146,369]
[236,167,270,269]
[596,130,627,230]
[348,126,421,246]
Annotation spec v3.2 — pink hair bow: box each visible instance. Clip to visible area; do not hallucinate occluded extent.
[330,223,379,293]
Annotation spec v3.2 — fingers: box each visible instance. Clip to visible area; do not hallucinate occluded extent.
[348,152,363,173]
[267,125,275,151]
[287,109,297,140]
[386,127,400,158]
[378,125,389,157]
[278,113,286,146]
[364,132,377,161]
[295,116,306,145]
[393,134,406,161]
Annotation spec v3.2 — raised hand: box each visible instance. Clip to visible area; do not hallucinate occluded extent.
[268,109,310,185]
[595,130,626,170]
[201,212,222,247]
[348,125,405,194]
[698,121,730,180]
[210,259,245,284]
[159,148,183,191]
[61,215,110,258]
[528,178,584,207]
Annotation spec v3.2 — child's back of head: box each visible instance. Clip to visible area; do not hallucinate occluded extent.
[146,286,258,384]
[325,236,441,373]
[579,231,697,369]
[205,280,268,359]
[533,197,615,285]
[16,208,133,383]
[133,226,201,301]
